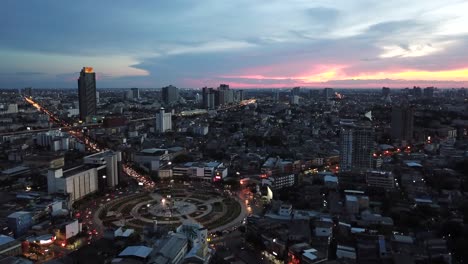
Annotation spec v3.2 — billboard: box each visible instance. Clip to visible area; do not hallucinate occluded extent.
[65,220,80,239]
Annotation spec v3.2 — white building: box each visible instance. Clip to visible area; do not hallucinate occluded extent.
[37,130,70,151]
[47,166,99,206]
[155,107,172,133]
[134,148,169,172]
[84,150,121,188]
[262,174,295,190]
[176,222,211,263]
[172,161,227,182]
[0,104,18,115]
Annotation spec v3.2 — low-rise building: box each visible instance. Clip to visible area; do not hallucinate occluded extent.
[7,212,33,238]
[262,173,295,190]
[366,170,395,189]
[172,162,227,182]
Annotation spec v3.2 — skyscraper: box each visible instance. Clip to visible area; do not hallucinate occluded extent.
[131,88,140,100]
[382,87,390,97]
[291,87,300,96]
[155,107,172,133]
[423,87,435,98]
[78,67,97,121]
[324,88,334,100]
[219,84,229,91]
[412,86,422,97]
[391,105,414,143]
[202,87,216,109]
[161,85,179,105]
[340,122,375,172]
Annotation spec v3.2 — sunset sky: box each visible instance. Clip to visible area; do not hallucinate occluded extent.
[1,0,468,88]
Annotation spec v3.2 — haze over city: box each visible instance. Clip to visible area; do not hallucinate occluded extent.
[1,0,468,88]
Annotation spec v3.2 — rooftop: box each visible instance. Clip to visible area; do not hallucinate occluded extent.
[119,246,153,259]
[139,148,167,155]
[63,165,96,178]
[8,211,30,218]
[154,234,187,262]
[0,235,14,246]
[1,166,30,175]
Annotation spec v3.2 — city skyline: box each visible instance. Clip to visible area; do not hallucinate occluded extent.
[1,1,468,89]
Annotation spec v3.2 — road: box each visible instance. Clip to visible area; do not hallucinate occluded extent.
[23,96,155,189]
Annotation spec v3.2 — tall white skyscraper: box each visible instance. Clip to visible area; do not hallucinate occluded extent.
[155,107,172,133]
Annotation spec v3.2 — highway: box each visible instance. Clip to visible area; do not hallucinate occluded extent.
[4,98,256,137]
[22,96,155,189]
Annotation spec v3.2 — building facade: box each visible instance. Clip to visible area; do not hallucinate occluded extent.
[131,87,140,99]
[77,67,97,121]
[366,170,395,190]
[161,85,179,104]
[155,108,172,133]
[340,122,374,172]
[83,150,122,188]
[391,105,414,144]
[47,166,99,205]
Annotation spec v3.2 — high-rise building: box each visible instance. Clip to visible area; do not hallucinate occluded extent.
[423,87,435,98]
[274,90,280,102]
[217,84,234,105]
[219,84,229,91]
[412,86,422,97]
[78,67,97,121]
[340,122,374,172]
[161,85,179,104]
[324,88,334,100]
[84,150,122,189]
[391,105,414,143]
[237,89,244,101]
[382,87,390,97]
[202,87,216,109]
[131,88,140,99]
[291,87,300,96]
[155,107,172,133]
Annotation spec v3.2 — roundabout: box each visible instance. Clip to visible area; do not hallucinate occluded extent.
[98,183,245,232]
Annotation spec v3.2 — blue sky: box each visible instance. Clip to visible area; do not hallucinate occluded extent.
[1,0,468,88]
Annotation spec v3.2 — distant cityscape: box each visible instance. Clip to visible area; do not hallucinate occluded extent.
[0,65,466,264]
